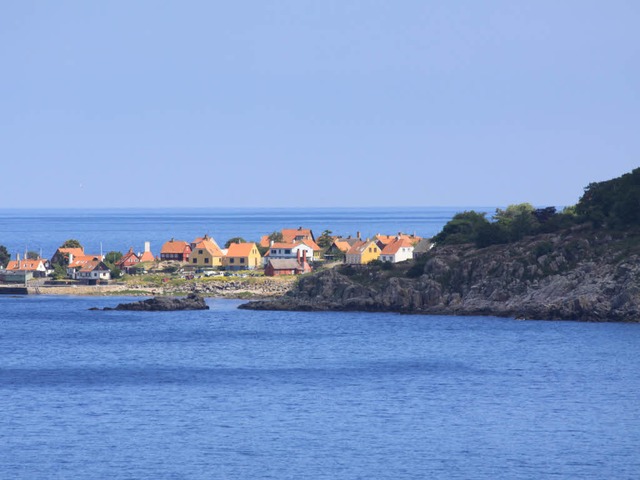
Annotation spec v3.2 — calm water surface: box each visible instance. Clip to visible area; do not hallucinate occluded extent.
[1,296,639,479]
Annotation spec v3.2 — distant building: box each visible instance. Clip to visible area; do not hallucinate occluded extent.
[223,242,262,270]
[160,239,192,262]
[345,240,381,265]
[189,235,224,268]
[380,238,414,263]
[264,251,312,276]
[76,260,111,285]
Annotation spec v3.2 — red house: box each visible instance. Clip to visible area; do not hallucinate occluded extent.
[160,239,192,262]
[264,251,312,276]
[116,248,140,272]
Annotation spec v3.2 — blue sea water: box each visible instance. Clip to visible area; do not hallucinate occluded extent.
[1,296,639,479]
[1,208,639,479]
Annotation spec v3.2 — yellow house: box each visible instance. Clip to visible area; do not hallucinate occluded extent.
[345,240,381,265]
[189,236,224,268]
[223,242,262,270]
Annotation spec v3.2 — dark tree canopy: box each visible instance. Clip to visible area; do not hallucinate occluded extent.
[61,239,83,249]
[316,229,334,249]
[576,167,640,228]
[105,251,123,264]
[225,237,247,248]
[267,231,284,243]
[0,245,10,267]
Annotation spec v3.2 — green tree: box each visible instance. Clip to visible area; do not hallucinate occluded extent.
[225,237,246,248]
[105,251,123,264]
[494,203,539,241]
[432,211,490,245]
[52,264,68,280]
[0,245,9,267]
[316,229,334,249]
[61,239,83,249]
[267,231,283,243]
[576,167,640,228]
[26,251,40,259]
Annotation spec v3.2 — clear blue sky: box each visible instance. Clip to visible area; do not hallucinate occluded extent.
[1,1,638,208]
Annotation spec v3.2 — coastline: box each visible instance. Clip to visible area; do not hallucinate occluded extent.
[18,276,297,299]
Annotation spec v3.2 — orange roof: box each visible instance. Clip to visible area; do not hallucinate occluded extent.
[6,259,46,271]
[281,228,313,243]
[333,240,351,252]
[57,247,85,258]
[161,239,191,254]
[381,238,414,255]
[68,255,101,268]
[139,251,155,262]
[299,239,321,251]
[346,240,369,255]
[78,260,109,273]
[375,233,422,245]
[259,235,271,248]
[226,242,259,258]
[194,238,223,257]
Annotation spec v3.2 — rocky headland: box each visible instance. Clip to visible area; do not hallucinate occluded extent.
[241,226,640,322]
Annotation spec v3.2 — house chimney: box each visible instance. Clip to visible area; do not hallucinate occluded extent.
[144,241,150,253]
[302,250,307,263]
[270,240,274,247]
[297,249,301,261]
[68,253,73,264]
[357,231,361,240]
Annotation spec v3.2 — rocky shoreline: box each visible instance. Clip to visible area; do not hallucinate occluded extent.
[241,227,640,323]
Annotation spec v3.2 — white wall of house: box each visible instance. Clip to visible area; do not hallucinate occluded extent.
[269,244,314,262]
[381,246,414,263]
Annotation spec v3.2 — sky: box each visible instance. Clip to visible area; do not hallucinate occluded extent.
[1,1,638,208]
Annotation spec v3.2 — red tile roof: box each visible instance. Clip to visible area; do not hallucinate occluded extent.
[6,259,46,271]
[381,238,414,255]
[226,242,259,258]
[161,239,191,254]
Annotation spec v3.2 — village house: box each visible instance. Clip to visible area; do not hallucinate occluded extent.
[67,254,102,279]
[374,232,422,250]
[259,227,315,248]
[75,260,111,285]
[189,235,224,268]
[379,238,415,263]
[412,238,433,259]
[5,255,50,278]
[323,239,353,260]
[264,251,312,276]
[116,248,140,272]
[266,241,315,263]
[223,242,262,270]
[160,239,192,262]
[51,247,85,266]
[345,239,382,265]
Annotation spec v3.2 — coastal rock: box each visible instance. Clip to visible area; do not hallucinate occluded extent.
[97,294,209,311]
[240,230,640,322]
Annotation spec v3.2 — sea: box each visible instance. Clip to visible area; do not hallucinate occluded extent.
[1,208,639,479]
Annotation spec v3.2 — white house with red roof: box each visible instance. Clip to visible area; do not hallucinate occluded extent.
[380,238,415,263]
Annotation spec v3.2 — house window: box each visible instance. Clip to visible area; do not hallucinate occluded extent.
[230,258,235,263]
[193,259,197,264]
[284,249,290,254]
[199,250,203,254]
[204,258,209,264]
[240,258,245,264]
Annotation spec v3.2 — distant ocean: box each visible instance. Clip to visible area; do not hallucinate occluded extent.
[0,207,494,257]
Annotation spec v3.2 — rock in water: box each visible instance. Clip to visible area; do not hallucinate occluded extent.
[102,294,209,311]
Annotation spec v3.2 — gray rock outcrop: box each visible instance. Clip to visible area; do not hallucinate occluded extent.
[240,228,640,322]
[94,293,209,311]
